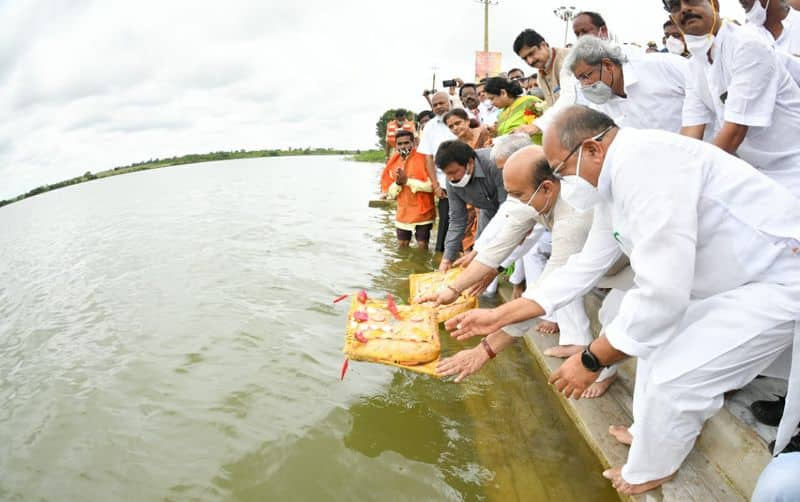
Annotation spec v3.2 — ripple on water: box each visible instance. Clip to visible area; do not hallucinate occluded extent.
[0,157,619,502]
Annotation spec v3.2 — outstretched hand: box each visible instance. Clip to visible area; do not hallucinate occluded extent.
[436,346,490,382]
[452,250,477,268]
[413,286,459,307]
[466,269,498,297]
[445,308,503,341]
[548,352,601,400]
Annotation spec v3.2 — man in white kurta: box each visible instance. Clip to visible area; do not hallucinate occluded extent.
[566,35,688,132]
[678,3,800,197]
[446,106,800,495]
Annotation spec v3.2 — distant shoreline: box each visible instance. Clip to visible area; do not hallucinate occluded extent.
[1,148,385,208]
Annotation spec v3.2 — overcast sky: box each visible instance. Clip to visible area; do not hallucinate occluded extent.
[0,0,746,199]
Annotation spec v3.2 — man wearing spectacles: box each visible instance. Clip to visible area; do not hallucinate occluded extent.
[674,0,800,198]
[567,35,688,134]
[446,105,800,496]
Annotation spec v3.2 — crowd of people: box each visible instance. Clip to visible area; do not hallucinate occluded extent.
[379,1,800,498]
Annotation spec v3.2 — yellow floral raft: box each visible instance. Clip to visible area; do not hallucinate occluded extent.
[408,268,478,323]
[343,297,441,376]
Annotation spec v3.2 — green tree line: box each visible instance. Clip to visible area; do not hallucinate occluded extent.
[0,148,362,208]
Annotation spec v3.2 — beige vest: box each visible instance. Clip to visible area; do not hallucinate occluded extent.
[537,47,571,107]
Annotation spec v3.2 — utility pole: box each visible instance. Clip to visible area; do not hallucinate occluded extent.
[475,0,498,52]
[553,5,577,47]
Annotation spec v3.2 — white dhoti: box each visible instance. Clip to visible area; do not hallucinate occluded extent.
[622,277,800,484]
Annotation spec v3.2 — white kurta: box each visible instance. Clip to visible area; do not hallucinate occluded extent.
[525,128,800,483]
[584,51,688,132]
[682,21,800,197]
[417,115,456,188]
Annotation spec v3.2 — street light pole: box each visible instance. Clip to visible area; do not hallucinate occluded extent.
[475,0,498,52]
[553,5,577,47]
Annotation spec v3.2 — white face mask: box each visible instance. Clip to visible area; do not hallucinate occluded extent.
[666,36,686,55]
[507,183,548,223]
[559,145,602,212]
[684,32,715,58]
[683,3,719,60]
[450,169,472,188]
[746,0,769,26]
[581,66,614,105]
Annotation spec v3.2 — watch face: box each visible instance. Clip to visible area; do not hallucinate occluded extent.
[581,349,600,372]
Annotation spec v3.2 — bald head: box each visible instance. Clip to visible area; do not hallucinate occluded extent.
[546,105,616,153]
[503,145,548,192]
[431,91,451,116]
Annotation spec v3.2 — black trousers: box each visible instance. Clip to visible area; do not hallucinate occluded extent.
[434,196,449,253]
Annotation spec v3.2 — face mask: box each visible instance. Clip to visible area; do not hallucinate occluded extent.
[399,147,412,159]
[450,170,472,188]
[581,66,614,105]
[683,2,719,59]
[666,36,686,55]
[507,183,547,223]
[559,145,602,212]
[745,0,769,26]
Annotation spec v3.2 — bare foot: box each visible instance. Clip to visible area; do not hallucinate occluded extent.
[581,373,617,399]
[543,344,584,358]
[536,320,560,334]
[608,425,632,445]
[603,466,676,495]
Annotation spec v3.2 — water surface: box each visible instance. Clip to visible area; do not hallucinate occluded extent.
[0,156,618,501]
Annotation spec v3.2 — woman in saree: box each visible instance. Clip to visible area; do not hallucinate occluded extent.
[483,77,544,140]
[443,108,490,150]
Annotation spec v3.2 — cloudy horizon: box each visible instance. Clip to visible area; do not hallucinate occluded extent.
[0,0,745,200]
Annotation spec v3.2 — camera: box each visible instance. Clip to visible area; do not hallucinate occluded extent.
[442,79,458,88]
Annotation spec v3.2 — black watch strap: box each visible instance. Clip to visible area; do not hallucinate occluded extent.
[581,342,606,372]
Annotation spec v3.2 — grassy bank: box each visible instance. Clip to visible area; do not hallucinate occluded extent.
[1,148,361,208]
[349,149,385,163]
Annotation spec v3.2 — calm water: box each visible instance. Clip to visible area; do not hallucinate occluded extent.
[0,156,618,501]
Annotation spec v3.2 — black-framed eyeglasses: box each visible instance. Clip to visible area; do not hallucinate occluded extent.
[662,0,705,14]
[551,125,616,174]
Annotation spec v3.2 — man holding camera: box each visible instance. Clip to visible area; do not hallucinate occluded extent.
[380,131,436,249]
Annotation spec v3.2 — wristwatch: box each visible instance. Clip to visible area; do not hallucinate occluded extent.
[496,266,506,274]
[581,342,607,372]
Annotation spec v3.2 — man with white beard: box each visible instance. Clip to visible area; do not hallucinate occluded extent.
[446,106,800,496]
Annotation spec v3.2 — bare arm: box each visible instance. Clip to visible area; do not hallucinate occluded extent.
[713,122,749,155]
[679,124,706,140]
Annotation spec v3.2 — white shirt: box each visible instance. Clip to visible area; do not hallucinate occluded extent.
[417,115,456,187]
[525,128,800,361]
[478,100,499,126]
[682,21,800,196]
[585,52,688,133]
[744,14,800,83]
[533,64,583,134]
[776,7,800,56]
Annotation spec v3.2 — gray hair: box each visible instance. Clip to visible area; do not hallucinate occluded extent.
[552,106,617,151]
[566,35,628,73]
[490,133,533,163]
